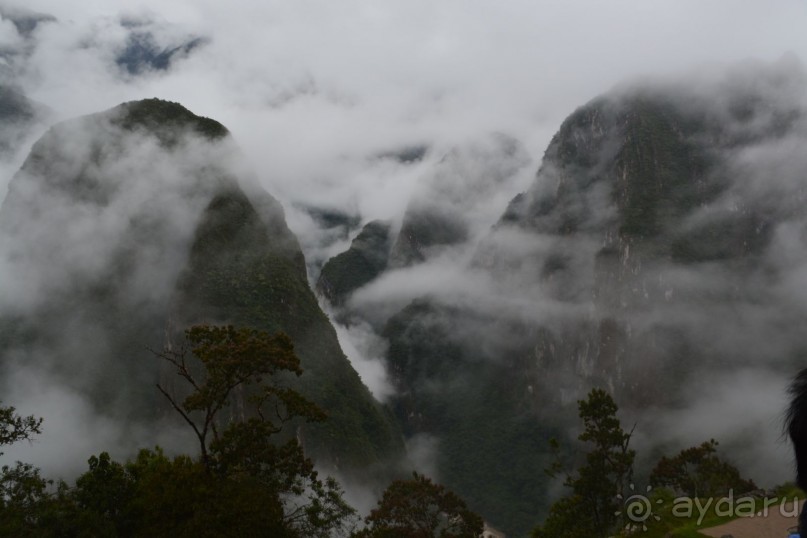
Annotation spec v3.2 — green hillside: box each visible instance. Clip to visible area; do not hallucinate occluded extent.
[0,98,403,471]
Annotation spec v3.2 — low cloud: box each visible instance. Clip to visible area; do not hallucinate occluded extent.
[0,0,806,508]
[332,317,395,402]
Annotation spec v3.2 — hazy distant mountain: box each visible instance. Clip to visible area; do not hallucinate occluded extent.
[491,59,806,405]
[389,133,529,268]
[116,32,207,76]
[318,58,807,534]
[0,5,55,37]
[0,6,55,86]
[317,219,392,306]
[0,99,402,470]
[0,84,48,157]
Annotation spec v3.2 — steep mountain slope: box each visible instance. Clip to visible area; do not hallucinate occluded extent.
[315,133,539,532]
[492,62,805,404]
[316,219,392,306]
[382,300,556,533]
[173,190,402,466]
[334,59,807,535]
[0,98,402,470]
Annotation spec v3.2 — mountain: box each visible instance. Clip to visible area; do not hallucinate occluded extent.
[389,133,529,268]
[0,7,56,88]
[0,98,402,471]
[316,133,530,312]
[0,6,55,38]
[0,84,47,157]
[492,60,806,405]
[317,219,393,306]
[316,133,540,532]
[116,33,208,76]
[318,58,807,535]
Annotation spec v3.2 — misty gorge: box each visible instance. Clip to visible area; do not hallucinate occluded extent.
[1,2,807,537]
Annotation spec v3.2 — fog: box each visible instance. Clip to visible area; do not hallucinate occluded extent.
[342,60,807,493]
[1,0,806,526]
[0,105,249,476]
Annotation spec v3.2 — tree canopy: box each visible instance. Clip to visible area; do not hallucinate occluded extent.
[0,324,490,537]
[355,471,484,538]
[0,404,42,455]
[649,439,756,498]
[533,388,635,538]
[152,324,354,536]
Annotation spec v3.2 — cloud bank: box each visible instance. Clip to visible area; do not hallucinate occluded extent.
[0,0,806,520]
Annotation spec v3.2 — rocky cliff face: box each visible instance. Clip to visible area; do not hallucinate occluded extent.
[318,59,807,535]
[0,99,402,470]
[493,62,806,405]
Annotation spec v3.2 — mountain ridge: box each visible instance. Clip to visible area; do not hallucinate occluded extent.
[312,60,807,534]
[0,98,403,473]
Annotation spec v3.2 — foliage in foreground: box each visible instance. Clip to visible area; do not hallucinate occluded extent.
[355,471,484,538]
[0,325,485,537]
[533,388,635,538]
[649,439,757,498]
[533,388,759,538]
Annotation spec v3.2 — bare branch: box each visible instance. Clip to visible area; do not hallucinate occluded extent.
[156,383,206,453]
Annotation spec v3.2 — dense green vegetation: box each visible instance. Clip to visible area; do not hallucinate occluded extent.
[533,389,636,537]
[0,326,483,537]
[533,389,763,538]
[649,439,757,498]
[0,380,775,537]
[355,472,483,537]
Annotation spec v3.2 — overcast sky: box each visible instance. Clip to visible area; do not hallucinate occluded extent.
[2,0,807,220]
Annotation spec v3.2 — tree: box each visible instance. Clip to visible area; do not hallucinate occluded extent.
[354,471,484,538]
[153,324,355,536]
[649,439,756,497]
[0,462,54,536]
[68,448,290,538]
[533,388,635,538]
[154,325,323,468]
[0,403,46,534]
[0,404,42,455]
[0,327,356,536]
[531,495,595,538]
